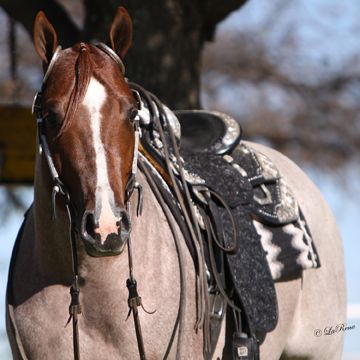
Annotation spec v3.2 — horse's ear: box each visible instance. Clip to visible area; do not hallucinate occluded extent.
[33,11,58,64]
[109,7,132,59]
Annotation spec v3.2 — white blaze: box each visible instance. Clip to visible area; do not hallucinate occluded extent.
[82,77,119,243]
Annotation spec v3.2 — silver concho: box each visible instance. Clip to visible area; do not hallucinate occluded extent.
[255,151,280,181]
[275,179,299,223]
[163,104,181,141]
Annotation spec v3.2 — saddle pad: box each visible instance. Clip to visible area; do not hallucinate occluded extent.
[255,210,320,281]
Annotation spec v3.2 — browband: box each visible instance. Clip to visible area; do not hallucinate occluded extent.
[40,43,125,87]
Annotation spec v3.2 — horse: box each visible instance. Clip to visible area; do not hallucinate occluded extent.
[6,6,346,360]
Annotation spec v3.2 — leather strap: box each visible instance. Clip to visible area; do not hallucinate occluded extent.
[139,159,186,359]
[30,42,140,360]
[126,278,146,360]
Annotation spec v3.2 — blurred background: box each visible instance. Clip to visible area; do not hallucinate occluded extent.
[0,0,359,358]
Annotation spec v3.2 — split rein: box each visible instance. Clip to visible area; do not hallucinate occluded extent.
[32,43,151,360]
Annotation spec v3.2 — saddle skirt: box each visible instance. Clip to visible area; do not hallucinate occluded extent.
[182,142,320,332]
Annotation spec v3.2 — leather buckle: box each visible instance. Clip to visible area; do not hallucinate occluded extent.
[210,291,225,320]
[232,333,259,360]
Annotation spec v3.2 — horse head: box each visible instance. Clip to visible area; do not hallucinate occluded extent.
[33,8,138,257]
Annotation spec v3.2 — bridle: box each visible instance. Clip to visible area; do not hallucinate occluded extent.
[32,43,140,206]
[32,43,146,360]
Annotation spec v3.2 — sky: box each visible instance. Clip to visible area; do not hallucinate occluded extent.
[221,0,360,77]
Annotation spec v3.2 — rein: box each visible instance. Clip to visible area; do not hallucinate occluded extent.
[32,43,148,360]
[33,92,83,360]
[129,84,257,359]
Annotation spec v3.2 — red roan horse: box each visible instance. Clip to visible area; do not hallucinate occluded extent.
[6,7,346,360]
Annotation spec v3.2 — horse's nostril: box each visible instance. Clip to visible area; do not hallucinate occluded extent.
[81,211,98,243]
[85,213,95,234]
[116,214,123,228]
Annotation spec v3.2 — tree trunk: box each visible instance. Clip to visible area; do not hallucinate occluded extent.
[0,0,247,108]
[0,0,80,47]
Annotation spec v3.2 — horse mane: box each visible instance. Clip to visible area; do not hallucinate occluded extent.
[56,42,93,138]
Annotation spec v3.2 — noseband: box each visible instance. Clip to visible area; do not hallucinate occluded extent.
[32,43,144,360]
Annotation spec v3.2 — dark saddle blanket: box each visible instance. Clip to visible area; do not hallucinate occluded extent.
[182,142,320,332]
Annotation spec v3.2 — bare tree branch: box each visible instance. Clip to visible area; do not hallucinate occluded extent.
[202,30,360,169]
[201,0,248,40]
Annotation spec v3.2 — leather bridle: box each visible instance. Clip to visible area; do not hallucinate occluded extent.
[32,43,146,360]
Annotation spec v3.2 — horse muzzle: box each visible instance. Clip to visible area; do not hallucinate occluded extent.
[80,209,131,257]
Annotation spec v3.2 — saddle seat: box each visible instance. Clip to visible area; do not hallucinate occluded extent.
[175,110,241,155]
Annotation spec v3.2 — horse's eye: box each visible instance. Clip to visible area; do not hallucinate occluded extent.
[129,108,138,122]
[44,111,61,130]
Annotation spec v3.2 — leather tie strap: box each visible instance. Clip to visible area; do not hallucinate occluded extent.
[126,278,146,360]
[64,204,81,360]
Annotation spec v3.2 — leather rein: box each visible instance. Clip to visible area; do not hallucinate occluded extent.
[32,44,150,360]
